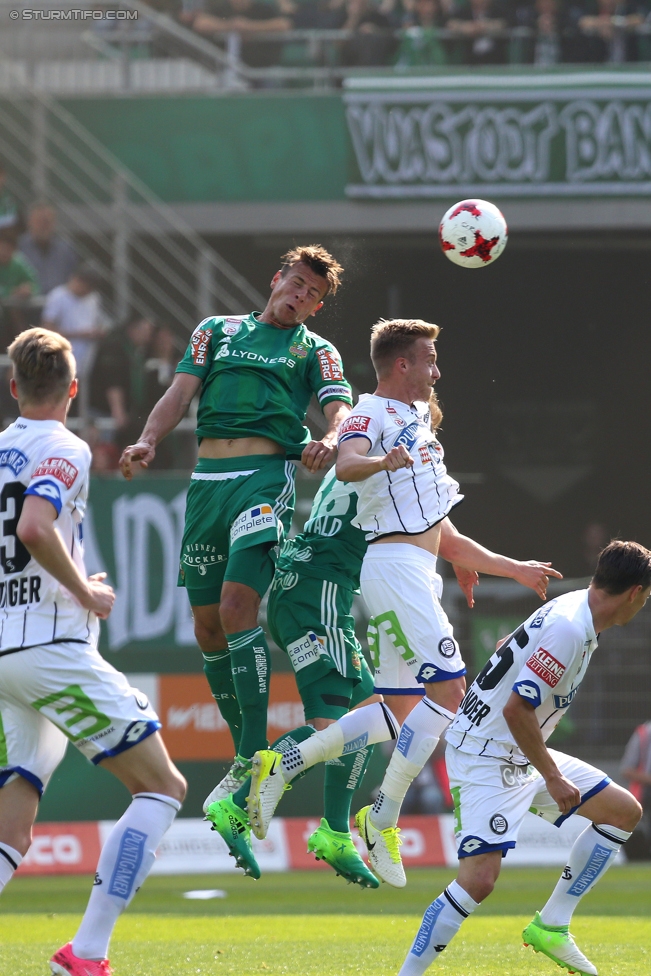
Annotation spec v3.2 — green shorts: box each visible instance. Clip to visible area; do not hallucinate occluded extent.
[178,455,296,605]
[267,569,375,720]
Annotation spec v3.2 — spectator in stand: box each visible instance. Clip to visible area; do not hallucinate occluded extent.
[446,0,510,63]
[566,0,646,62]
[342,0,397,64]
[18,201,79,296]
[395,0,447,65]
[91,312,157,451]
[182,0,291,67]
[0,227,39,345]
[0,161,19,231]
[621,720,651,857]
[0,228,39,303]
[41,263,106,415]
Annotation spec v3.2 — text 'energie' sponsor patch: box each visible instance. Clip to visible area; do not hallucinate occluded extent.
[191,327,212,366]
[33,457,78,489]
[526,647,566,687]
[317,348,343,382]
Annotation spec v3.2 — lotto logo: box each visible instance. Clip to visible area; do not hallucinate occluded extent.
[460,837,484,854]
[526,647,566,687]
[339,415,371,436]
[514,680,542,706]
[316,348,343,382]
[190,327,212,365]
[32,458,78,489]
[230,505,276,543]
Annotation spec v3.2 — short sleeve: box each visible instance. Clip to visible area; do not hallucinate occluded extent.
[175,318,219,381]
[338,401,382,449]
[307,341,353,409]
[25,442,90,517]
[511,620,579,709]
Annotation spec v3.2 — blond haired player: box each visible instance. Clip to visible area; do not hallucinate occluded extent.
[247,319,561,884]
[0,329,186,976]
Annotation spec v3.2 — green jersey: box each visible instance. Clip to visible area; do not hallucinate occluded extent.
[176,312,352,459]
[0,253,39,299]
[276,466,367,591]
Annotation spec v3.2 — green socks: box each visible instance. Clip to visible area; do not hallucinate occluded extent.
[227,627,271,760]
[232,725,316,812]
[324,746,374,833]
[202,651,242,755]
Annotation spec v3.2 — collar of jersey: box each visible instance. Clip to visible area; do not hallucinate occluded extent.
[16,416,66,429]
[251,312,303,333]
[362,392,421,415]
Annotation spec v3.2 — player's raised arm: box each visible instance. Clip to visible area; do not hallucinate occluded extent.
[17,496,115,618]
[119,371,200,479]
[336,432,413,482]
[438,518,562,600]
[301,399,351,473]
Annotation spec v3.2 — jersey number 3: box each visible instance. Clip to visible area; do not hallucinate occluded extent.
[1,482,31,575]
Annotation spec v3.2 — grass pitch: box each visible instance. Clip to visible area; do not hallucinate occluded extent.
[0,867,649,975]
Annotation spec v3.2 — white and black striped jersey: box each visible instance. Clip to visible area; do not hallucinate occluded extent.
[337,393,463,540]
[446,589,597,764]
[0,417,97,651]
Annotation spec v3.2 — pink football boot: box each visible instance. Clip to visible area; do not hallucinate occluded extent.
[50,942,113,976]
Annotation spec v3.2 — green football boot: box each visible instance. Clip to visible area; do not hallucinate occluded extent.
[523,912,598,976]
[307,818,380,888]
[205,794,261,880]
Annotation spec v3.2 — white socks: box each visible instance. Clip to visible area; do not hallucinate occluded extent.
[372,698,455,830]
[539,823,631,927]
[72,792,181,961]
[0,842,22,894]
[398,880,479,976]
[281,702,399,781]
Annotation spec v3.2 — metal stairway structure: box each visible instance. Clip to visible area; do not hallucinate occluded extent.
[0,79,265,332]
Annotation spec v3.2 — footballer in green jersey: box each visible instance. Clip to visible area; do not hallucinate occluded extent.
[119,246,353,801]
[206,467,382,887]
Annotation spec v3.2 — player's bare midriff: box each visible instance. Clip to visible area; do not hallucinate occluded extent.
[198,435,284,459]
[370,522,442,556]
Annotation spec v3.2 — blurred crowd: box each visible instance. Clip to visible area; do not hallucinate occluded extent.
[164,0,651,67]
[0,169,180,472]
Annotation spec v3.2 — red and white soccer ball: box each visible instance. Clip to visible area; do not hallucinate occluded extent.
[439,199,508,269]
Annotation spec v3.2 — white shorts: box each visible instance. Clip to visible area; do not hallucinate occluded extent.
[361,544,466,695]
[446,744,611,858]
[0,640,160,795]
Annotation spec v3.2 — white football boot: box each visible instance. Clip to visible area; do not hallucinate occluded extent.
[355,805,406,888]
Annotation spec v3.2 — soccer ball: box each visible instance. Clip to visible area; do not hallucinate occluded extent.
[439,199,508,268]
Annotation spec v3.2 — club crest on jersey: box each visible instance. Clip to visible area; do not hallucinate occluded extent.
[526,647,566,687]
[0,448,28,477]
[33,457,78,489]
[289,341,309,358]
[490,814,508,835]
[419,445,433,465]
[230,504,276,544]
